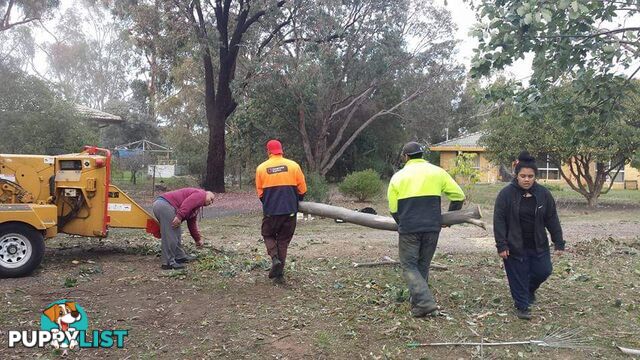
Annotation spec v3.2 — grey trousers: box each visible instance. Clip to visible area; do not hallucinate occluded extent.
[152,199,187,266]
[398,232,440,309]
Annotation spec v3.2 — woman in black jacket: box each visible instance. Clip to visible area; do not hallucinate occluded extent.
[493,151,565,320]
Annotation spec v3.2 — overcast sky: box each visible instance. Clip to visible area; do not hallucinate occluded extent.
[30,0,532,82]
[435,0,534,83]
[438,0,640,82]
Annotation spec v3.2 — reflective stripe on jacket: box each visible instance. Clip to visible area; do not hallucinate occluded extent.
[256,155,307,216]
[387,159,465,233]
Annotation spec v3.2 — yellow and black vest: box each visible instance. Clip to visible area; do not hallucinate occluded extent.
[387,159,465,233]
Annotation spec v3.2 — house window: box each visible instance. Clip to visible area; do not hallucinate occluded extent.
[608,161,625,183]
[455,151,480,170]
[469,152,480,170]
[536,155,560,180]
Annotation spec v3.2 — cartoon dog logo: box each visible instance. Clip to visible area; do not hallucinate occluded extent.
[42,302,82,349]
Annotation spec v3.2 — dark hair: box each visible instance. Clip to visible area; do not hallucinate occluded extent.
[407,152,423,160]
[514,151,538,174]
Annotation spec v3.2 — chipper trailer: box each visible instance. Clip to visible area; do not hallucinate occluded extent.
[0,146,160,278]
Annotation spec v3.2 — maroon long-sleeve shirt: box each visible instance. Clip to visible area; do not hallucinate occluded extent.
[160,188,205,243]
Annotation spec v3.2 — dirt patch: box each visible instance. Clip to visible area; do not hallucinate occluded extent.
[2,235,639,359]
[1,194,639,359]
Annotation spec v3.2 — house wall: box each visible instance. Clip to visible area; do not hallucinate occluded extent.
[435,149,639,190]
[532,162,638,190]
[438,151,500,184]
[623,164,639,190]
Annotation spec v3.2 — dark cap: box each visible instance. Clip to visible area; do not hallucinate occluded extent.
[402,141,424,156]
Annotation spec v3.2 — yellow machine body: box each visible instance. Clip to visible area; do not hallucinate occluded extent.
[0,204,58,238]
[0,148,158,238]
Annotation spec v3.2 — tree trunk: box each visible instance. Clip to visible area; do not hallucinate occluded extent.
[201,46,227,193]
[298,201,486,230]
[584,163,607,208]
[196,0,285,192]
[204,107,227,192]
[148,52,157,121]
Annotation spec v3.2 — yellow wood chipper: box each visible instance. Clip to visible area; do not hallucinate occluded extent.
[0,146,160,278]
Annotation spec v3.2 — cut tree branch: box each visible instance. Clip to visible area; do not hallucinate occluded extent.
[321,87,426,174]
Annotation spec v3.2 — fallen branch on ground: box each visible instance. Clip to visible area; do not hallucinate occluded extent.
[353,256,448,270]
[618,346,640,355]
[408,327,593,349]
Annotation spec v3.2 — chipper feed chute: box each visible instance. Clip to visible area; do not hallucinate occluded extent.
[107,185,160,238]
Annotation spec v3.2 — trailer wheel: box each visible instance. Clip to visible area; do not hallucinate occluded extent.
[0,224,45,278]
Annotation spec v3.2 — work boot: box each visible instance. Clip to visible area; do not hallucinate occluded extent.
[176,254,198,264]
[515,308,532,320]
[411,304,438,318]
[161,263,186,270]
[269,256,282,279]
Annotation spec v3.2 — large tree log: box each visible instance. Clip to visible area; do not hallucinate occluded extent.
[298,202,485,230]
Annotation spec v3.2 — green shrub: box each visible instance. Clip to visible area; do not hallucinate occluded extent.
[339,169,382,201]
[542,183,564,192]
[447,152,480,203]
[305,172,330,203]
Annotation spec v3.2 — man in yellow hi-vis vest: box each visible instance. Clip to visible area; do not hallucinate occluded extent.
[388,142,465,317]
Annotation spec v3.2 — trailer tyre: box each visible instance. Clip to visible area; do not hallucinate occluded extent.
[0,224,45,278]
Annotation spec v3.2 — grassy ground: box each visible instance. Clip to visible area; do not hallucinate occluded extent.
[336,183,640,223]
[111,171,200,190]
[1,184,638,359]
[1,228,638,359]
[467,183,640,208]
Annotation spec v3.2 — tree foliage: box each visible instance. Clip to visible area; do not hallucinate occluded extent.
[481,80,640,207]
[0,62,97,154]
[43,4,134,109]
[115,151,151,185]
[304,172,330,203]
[471,0,640,83]
[243,0,464,177]
[0,0,59,32]
[472,0,640,206]
[0,0,482,185]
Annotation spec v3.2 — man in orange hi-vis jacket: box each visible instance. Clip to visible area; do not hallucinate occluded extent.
[256,139,307,284]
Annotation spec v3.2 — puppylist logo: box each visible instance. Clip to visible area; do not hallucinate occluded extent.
[7,300,128,350]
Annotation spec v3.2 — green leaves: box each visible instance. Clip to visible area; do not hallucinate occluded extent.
[481,78,640,206]
[472,0,640,88]
[0,63,98,155]
[339,169,383,202]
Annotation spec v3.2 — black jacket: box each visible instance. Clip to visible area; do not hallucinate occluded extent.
[493,180,565,256]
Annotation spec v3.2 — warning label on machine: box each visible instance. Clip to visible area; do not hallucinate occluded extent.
[107,204,132,212]
[0,174,16,182]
